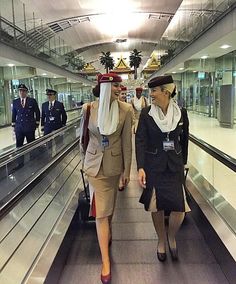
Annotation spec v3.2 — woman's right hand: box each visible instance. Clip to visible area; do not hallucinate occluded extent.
[138,168,146,188]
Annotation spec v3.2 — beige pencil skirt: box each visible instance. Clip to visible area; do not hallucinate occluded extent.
[87,166,120,218]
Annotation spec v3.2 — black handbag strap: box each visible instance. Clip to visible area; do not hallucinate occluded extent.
[80,169,89,200]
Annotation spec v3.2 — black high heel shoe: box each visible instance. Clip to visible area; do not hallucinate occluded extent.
[157,242,166,262]
[157,251,167,262]
[167,236,178,261]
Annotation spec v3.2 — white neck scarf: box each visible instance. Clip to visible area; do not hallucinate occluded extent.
[133,96,143,111]
[97,83,119,135]
[148,99,181,132]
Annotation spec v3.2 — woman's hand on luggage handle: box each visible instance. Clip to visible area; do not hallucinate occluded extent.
[138,168,146,188]
[122,174,130,187]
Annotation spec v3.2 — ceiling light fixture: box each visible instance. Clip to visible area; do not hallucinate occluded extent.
[42,73,47,76]
[179,67,184,70]
[201,55,208,59]
[7,63,14,67]
[220,44,231,49]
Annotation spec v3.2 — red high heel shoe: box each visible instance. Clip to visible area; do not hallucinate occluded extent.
[101,272,111,284]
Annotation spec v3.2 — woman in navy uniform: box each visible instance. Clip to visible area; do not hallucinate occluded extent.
[41,89,67,135]
[12,84,40,148]
[136,75,189,262]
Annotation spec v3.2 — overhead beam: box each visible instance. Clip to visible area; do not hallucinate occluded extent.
[0,41,95,85]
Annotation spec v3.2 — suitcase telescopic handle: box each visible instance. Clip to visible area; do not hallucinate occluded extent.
[80,169,90,200]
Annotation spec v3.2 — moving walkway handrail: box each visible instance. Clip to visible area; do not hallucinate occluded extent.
[189,134,236,172]
[0,115,81,168]
[0,106,82,160]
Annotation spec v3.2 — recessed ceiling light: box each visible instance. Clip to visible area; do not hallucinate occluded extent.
[7,63,14,67]
[201,55,208,59]
[172,71,176,74]
[179,67,184,70]
[220,44,231,49]
[42,73,47,76]
[53,76,57,78]
[193,70,197,73]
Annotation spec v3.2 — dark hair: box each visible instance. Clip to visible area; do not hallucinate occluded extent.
[92,85,100,97]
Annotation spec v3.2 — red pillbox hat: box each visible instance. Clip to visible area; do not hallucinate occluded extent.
[99,73,122,83]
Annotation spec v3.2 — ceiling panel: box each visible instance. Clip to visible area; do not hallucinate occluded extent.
[18,0,183,72]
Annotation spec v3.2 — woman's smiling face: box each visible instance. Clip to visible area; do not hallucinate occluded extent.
[110,82,122,102]
[150,86,165,106]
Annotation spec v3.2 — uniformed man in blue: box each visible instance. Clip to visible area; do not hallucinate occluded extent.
[41,89,67,135]
[12,83,40,148]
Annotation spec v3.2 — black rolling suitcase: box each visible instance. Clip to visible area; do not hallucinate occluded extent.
[78,169,95,222]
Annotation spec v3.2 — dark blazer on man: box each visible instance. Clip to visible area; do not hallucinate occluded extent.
[41,100,67,135]
[12,97,40,147]
[12,97,40,131]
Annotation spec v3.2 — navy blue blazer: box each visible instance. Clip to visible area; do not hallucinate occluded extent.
[135,106,189,173]
[12,97,40,131]
[41,100,67,133]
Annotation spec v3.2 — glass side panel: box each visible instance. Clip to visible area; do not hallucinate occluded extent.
[0,118,81,208]
[188,140,236,233]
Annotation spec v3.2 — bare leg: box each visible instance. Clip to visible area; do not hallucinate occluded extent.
[151,211,166,253]
[168,211,185,248]
[96,217,110,276]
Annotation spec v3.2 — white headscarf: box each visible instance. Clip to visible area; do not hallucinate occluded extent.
[97,83,119,135]
[148,98,181,133]
[133,96,143,111]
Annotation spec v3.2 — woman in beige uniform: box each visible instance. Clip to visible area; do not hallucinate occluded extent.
[81,73,133,284]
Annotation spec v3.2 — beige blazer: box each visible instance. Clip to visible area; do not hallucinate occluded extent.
[81,100,133,178]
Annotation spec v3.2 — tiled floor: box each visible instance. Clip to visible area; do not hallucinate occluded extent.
[58,158,229,284]
[188,112,236,159]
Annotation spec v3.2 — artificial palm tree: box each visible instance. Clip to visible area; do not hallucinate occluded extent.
[129,49,142,79]
[100,51,114,73]
[65,53,85,71]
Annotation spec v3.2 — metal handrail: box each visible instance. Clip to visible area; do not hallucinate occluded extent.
[0,116,81,168]
[0,107,82,161]
[189,134,236,172]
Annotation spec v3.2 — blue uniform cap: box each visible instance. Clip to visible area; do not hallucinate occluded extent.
[18,84,28,91]
[46,89,57,96]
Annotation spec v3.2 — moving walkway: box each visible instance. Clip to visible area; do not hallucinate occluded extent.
[0,112,235,284]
